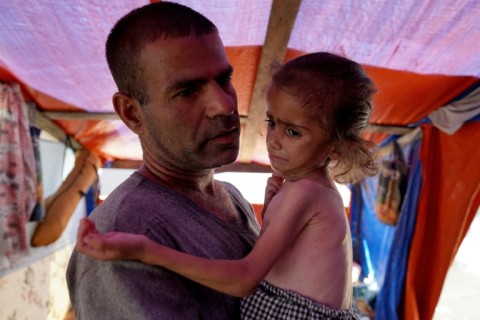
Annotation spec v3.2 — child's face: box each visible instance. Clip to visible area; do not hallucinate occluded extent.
[265,84,334,180]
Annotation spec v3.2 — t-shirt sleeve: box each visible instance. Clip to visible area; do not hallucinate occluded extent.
[70,252,200,320]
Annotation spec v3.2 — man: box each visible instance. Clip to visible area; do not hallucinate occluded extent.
[66,2,260,319]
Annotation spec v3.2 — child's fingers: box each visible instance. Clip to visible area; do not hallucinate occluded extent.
[84,233,108,250]
[271,170,284,179]
[77,219,93,248]
[86,218,100,235]
[80,234,113,260]
[266,174,284,192]
[78,243,110,261]
[77,218,99,239]
[270,171,285,184]
[77,218,90,237]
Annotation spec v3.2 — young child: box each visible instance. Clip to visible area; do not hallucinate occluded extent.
[76,52,378,319]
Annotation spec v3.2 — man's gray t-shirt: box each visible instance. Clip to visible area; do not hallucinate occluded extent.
[67,172,260,320]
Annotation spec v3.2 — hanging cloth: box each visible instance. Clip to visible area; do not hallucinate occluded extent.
[428,85,480,135]
[0,83,37,268]
[375,141,409,225]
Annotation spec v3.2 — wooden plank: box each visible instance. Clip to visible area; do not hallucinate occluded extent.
[43,111,119,120]
[108,159,273,173]
[377,127,422,158]
[366,124,414,135]
[28,103,82,150]
[109,159,143,169]
[239,0,302,163]
[43,111,249,123]
[215,162,273,174]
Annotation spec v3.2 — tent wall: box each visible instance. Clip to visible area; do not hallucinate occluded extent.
[404,122,480,320]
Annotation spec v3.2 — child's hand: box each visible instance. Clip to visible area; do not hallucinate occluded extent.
[76,218,147,261]
[262,171,284,218]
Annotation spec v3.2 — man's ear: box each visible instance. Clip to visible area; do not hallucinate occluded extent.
[112,92,143,134]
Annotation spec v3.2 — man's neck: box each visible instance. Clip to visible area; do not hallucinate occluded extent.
[138,163,215,193]
[138,164,240,223]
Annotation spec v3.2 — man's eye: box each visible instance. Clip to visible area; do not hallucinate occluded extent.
[218,75,232,87]
[287,128,301,137]
[265,118,275,128]
[177,87,196,97]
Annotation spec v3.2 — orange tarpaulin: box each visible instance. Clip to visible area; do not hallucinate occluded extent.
[2,46,478,163]
[404,122,480,320]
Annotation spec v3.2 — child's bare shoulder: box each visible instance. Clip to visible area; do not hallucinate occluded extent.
[285,177,339,198]
[278,178,342,212]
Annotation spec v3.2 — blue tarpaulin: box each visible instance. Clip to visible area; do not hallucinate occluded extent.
[350,138,423,320]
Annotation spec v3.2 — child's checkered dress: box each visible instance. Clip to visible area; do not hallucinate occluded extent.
[241,281,360,319]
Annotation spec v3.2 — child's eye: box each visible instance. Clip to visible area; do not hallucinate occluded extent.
[287,128,301,137]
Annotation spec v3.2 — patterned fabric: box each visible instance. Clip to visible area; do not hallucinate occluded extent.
[241,281,360,320]
[0,244,73,319]
[0,83,37,268]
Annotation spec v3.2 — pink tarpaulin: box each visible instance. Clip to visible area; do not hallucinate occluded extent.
[0,0,478,116]
[1,0,479,161]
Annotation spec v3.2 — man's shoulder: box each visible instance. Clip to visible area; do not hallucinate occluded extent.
[217,179,238,193]
[98,172,194,214]
[217,180,247,205]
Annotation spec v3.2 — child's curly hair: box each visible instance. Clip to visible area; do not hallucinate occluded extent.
[271,52,378,184]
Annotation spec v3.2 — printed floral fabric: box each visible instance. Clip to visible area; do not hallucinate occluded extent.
[0,83,37,267]
[0,245,73,319]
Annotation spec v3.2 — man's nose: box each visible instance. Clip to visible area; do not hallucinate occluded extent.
[205,83,236,118]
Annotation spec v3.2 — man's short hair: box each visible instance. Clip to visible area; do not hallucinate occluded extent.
[106,2,218,105]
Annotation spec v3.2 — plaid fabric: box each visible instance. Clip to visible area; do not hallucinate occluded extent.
[241,281,360,320]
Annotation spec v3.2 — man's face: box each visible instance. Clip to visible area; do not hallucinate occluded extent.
[137,33,239,171]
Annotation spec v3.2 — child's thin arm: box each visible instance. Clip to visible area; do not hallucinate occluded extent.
[78,185,312,298]
[77,219,262,297]
[142,238,260,297]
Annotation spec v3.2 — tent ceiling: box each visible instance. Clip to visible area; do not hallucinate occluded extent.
[0,0,479,164]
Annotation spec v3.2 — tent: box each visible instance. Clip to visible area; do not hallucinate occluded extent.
[0,1,479,319]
